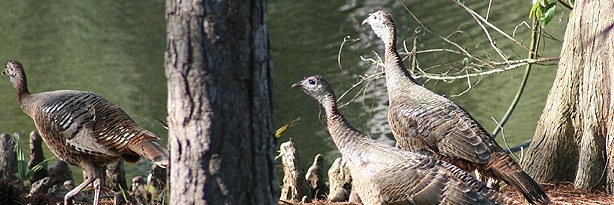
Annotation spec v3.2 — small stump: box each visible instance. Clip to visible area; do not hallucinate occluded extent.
[278,140,310,202]
[328,157,352,202]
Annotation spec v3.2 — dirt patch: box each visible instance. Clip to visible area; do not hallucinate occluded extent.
[501,182,613,205]
[281,183,614,205]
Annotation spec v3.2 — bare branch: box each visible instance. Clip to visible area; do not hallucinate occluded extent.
[360,53,558,81]
[451,0,531,51]
[450,63,474,97]
[341,0,560,102]
[557,0,574,10]
[491,117,521,162]
[337,36,361,84]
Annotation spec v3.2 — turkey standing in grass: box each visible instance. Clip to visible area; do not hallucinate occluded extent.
[292,75,521,205]
[362,10,550,204]
[3,60,168,205]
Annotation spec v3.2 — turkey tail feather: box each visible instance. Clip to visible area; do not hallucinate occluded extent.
[487,152,550,204]
[128,131,169,168]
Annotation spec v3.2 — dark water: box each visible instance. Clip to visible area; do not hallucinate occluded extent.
[0,1,566,183]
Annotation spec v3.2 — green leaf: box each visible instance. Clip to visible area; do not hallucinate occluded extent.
[529,1,540,19]
[26,157,54,179]
[118,183,130,202]
[11,132,55,186]
[13,133,28,183]
[540,4,557,27]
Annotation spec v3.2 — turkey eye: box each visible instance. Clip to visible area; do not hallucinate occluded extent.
[308,79,316,85]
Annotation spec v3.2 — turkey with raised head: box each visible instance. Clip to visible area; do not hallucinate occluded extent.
[362,10,549,204]
[3,60,168,205]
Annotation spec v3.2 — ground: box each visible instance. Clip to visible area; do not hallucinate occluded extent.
[502,182,614,205]
[279,183,614,205]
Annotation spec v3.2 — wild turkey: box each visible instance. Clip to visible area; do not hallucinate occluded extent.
[3,60,168,205]
[292,75,521,205]
[362,10,550,204]
[305,154,327,200]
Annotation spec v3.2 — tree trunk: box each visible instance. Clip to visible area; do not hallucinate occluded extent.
[522,0,614,192]
[165,0,277,204]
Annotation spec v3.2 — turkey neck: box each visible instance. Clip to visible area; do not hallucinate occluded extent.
[383,23,418,97]
[318,92,369,155]
[10,68,33,111]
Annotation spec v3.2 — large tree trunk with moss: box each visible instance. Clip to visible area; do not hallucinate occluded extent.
[521,0,614,193]
[165,0,277,204]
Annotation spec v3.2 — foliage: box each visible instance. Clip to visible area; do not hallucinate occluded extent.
[152,185,167,204]
[12,133,54,187]
[530,0,574,27]
[275,117,301,138]
[118,184,130,203]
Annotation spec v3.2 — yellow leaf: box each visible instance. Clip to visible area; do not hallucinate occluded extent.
[275,117,301,138]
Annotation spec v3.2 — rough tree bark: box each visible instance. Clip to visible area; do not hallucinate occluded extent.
[165,0,277,204]
[521,0,614,193]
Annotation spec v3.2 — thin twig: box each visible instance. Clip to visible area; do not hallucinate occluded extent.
[451,0,531,51]
[337,36,361,84]
[491,117,520,162]
[360,56,557,81]
[399,1,494,68]
[513,21,532,37]
[473,10,509,62]
[557,0,574,10]
[450,61,473,97]
[486,0,492,20]
[397,0,428,31]
[337,71,382,108]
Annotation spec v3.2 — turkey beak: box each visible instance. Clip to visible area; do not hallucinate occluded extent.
[361,19,369,25]
[291,81,302,88]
